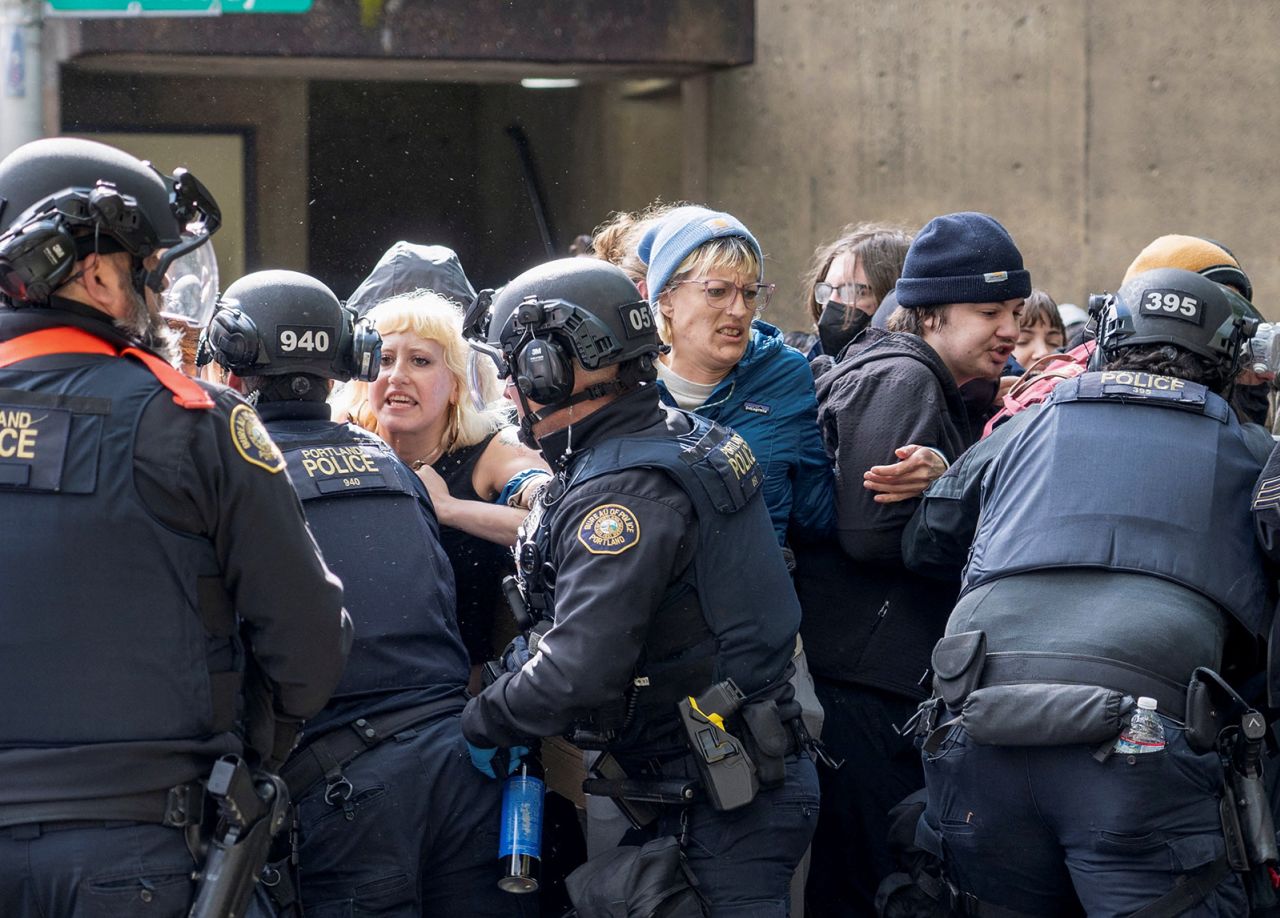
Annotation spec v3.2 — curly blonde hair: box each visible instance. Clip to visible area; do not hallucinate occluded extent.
[591,201,685,285]
[329,290,506,452]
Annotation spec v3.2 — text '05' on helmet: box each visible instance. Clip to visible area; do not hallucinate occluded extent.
[0,137,220,305]
[202,270,381,383]
[482,257,658,368]
[1100,267,1258,365]
[475,258,660,406]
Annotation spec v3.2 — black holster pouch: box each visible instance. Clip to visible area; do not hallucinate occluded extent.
[741,700,789,789]
[565,836,708,918]
[931,631,986,709]
[1184,667,1238,754]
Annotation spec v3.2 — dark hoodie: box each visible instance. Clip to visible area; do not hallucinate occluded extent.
[795,328,974,697]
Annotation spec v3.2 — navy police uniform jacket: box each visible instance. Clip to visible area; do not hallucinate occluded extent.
[906,369,1272,641]
[0,305,349,806]
[461,387,800,755]
[261,401,469,737]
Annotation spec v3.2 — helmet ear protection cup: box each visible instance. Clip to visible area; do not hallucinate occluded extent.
[344,308,382,382]
[514,336,575,404]
[203,305,264,376]
[507,297,576,404]
[0,219,77,304]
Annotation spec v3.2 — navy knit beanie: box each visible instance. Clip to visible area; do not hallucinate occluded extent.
[895,212,1031,308]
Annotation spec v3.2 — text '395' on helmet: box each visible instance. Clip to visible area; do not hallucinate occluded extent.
[0,136,220,306]
[201,269,381,383]
[471,257,660,385]
[1098,267,1258,368]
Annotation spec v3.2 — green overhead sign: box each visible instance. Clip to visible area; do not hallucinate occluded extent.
[46,0,311,15]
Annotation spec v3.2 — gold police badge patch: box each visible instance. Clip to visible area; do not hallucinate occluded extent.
[576,503,640,555]
[229,404,285,473]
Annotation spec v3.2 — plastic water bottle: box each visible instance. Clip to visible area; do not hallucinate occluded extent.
[1112,696,1166,754]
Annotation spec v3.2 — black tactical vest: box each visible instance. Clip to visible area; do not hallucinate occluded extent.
[0,355,235,745]
[515,412,799,742]
[269,419,469,705]
[965,371,1271,638]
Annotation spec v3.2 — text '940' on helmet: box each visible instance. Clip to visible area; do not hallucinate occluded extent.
[1099,267,1257,367]
[202,270,381,383]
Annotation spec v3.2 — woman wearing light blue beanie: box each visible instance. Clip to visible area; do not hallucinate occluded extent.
[638,205,835,550]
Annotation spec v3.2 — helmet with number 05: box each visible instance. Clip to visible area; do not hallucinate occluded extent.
[470,257,660,407]
[1098,267,1258,367]
[200,270,381,383]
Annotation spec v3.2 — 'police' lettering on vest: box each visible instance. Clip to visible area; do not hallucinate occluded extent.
[0,409,38,460]
[1098,371,1185,393]
[299,445,381,480]
[720,434,758,482]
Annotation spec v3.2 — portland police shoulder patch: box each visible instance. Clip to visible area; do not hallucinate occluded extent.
[577,503,641,555]
[229,403,285,474]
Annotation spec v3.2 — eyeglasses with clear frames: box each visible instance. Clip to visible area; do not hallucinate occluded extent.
[814,282,874,308]
[669,279,775,312]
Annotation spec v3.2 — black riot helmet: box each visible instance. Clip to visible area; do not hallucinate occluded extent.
[0,137,221,308]
[466,257,660,445]
[200,270,381,383]
[1097,267,1258,373]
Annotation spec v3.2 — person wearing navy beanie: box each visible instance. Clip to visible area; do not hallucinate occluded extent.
[798,211,1029,915]
[895,211,1031,308]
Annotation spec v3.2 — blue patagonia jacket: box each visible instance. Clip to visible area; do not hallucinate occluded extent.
[657,320,835,544]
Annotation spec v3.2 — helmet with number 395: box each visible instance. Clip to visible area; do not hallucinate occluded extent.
[1098,267,1257,369]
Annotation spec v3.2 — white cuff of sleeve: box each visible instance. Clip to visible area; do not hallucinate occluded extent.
[921,446,951,469]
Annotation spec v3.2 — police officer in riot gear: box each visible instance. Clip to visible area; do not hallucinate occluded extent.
[0,138,351,916]
[204,269,531,918]
[462,257,820,915]
[902,267,1273,916]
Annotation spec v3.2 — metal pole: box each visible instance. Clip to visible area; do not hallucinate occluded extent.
[0,0,42,159]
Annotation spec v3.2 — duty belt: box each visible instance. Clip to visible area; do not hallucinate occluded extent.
[281,695,466,801]
[0,781,202,830]
[980,651,1188,716]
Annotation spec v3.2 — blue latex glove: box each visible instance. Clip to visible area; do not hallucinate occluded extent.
[501,635,531,673]
[468,742,499,778]
[467,742,531,778]
[506,745,530,775]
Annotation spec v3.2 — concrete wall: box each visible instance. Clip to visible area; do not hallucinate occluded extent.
[705,0,1280,331]
[60,70,310,275]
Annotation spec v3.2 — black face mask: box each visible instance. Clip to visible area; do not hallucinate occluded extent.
[817,300,871,357]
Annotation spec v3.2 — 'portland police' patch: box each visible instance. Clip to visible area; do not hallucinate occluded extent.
[229,404,285,474]
[577,503,641,555]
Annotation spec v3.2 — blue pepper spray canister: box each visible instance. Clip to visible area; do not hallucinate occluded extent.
[497,757,544,892]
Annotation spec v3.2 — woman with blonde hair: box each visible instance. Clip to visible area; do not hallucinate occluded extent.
[332,290,549,669]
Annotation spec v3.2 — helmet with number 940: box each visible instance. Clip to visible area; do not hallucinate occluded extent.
[200,269,381,383]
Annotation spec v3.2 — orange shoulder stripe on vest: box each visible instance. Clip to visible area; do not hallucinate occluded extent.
[0,326,214,410]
